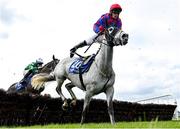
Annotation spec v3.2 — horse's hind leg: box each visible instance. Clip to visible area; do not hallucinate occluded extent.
[105,86,115,125]
[65,83,77,106]
[56,78,68,110]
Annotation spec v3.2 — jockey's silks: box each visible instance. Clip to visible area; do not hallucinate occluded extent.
[93,13,122,33]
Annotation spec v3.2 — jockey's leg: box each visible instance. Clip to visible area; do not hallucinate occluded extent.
[70,34,99,57]
[22,72,34,84]
[16,71,35,91]
[19,71,32,84]
[70,40,87,58]
[65,83,76,106]
[70,33,100,58]
[85,33,99,45]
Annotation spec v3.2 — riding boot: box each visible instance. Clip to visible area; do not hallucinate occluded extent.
[70,40,87,58]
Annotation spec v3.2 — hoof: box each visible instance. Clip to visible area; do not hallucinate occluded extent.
[70,100,77,107]
[62,103,68,110]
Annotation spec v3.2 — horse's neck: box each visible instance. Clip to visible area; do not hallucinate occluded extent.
[40,62,52,73]
[96,40,113,74]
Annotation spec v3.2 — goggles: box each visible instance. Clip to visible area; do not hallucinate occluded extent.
[111,9,121,14]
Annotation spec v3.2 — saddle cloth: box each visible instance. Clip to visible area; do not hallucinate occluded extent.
[69,54,95,74]
[15,82,24,90]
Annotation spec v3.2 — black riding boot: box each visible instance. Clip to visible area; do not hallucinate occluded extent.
[70,40,87,58]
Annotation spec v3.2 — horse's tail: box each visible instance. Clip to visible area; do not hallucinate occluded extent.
[31,73,55,90]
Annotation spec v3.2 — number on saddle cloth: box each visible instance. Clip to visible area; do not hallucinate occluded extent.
[69,54,95,74]
[15,82,24,91]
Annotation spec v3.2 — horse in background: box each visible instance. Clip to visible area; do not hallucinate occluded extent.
[32,27,129,124]
[7,55,59,95]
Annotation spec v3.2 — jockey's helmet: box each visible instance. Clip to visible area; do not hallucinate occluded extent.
[110,4,122,14]
[36,58,44,65]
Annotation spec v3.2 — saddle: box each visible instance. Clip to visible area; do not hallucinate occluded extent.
[69,54,95,74]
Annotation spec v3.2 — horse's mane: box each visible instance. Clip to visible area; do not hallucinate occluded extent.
[39,57,59,73]
[42,61,53,69]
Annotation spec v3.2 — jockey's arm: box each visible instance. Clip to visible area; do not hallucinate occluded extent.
[25,65,38,74]
[93,15,107,34]
[23,64,33,76]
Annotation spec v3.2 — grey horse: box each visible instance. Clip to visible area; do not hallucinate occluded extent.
[31,27,129,124]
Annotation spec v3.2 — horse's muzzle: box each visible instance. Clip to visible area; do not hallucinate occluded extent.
[122,34,129,45]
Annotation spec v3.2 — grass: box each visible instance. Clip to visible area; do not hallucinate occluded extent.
[32,121,180,128]
[1,120,180,128]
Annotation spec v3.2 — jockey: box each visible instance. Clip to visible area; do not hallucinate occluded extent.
[23,58,44,76]
[17,58,44,90]
[70,3,122,57]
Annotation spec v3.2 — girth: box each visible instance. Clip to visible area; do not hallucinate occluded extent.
[79,59,86,91]
[78,54,96,91]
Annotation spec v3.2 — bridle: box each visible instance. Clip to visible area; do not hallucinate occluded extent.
[97,27,124,47]
[74,27,128,58]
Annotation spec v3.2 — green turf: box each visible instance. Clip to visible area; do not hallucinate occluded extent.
[1,120,180,128]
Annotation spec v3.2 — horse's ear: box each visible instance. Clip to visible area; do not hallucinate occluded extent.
[53,55,55,60]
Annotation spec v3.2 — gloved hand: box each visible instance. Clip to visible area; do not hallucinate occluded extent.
[99,26,105,32]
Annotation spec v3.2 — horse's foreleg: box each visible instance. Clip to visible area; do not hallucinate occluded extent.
[56,78,68,110]
[105,86,115,125]
[65,83,77,106]
[81,91,93,124]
